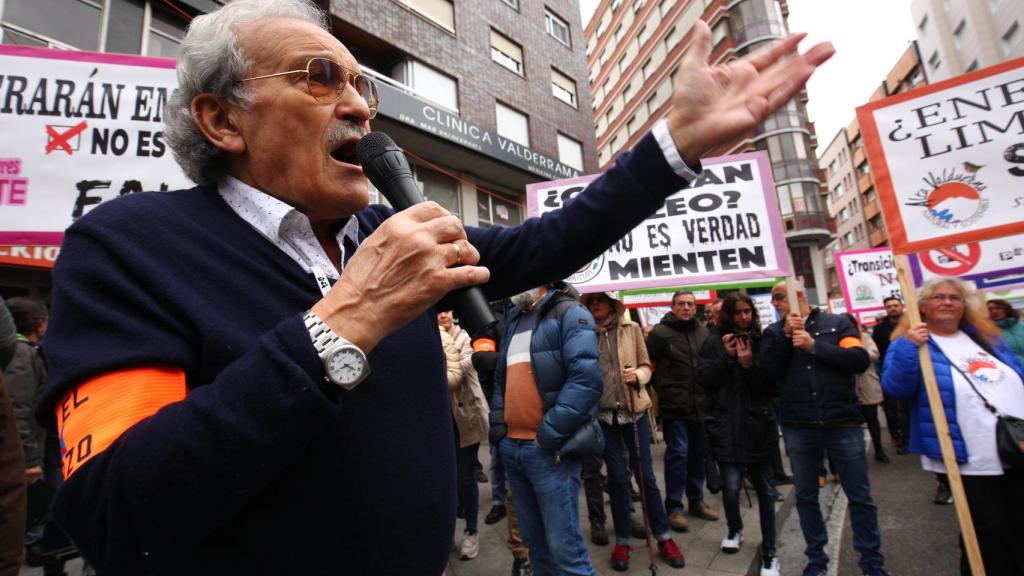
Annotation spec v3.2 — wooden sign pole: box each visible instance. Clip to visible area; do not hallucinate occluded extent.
[893,254,985,576]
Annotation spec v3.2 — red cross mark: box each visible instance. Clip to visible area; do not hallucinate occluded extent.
[45,121,89,155]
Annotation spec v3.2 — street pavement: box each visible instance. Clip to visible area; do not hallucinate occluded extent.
[21,424,964,576]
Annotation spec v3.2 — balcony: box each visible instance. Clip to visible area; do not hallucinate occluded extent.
[863,198,881,222]
[783,211,835,246]
[869,228,889,247]
[858,172,874,194]
[852,146,865,168]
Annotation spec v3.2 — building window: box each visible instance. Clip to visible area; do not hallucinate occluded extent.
[828,160,838,175]
[1004,22,1020,58]
[398,0,455,32]
[490,29,524,75]
[966,59,979,72]
[833,182,844,199]
[642,57,656,80]
[477,191,522,227]
[416,165,461,218]
[551,68,578,107]
[557,133,584,171]
[634,0,645,12]
[392,59,459,111]
[545,9,571,47]
[838,207,848,222]
[2,0,101,50]
[499,0,519,9]
[144,2,187,57]
[844,231,854,247]
[918,14,928,33]
[711,20,730,46]
[638,23,652,45]
[953,19,966,50]
[496,101,529,146]
[928,50,940,71]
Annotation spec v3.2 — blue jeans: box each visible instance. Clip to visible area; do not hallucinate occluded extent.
[500,438,596,576]
[719,462,776,556]
[662,416,706,513]
[490,441,507,507]
[782,426,884,574]
[602,414,670,543]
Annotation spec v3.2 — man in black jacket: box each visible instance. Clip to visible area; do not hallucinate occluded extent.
[871,296,905,452]
[761,282,886,576]
[646,290,718,532]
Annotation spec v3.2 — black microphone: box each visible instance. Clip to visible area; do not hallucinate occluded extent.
[357,131,498,340]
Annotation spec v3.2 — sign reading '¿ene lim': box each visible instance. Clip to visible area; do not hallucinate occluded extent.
[526,151,791,294]
[0,46,193,246]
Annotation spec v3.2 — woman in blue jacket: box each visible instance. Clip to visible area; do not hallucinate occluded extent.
[882,277,1024,575]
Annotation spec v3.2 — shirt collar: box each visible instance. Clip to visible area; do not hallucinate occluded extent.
[217,175,359,248]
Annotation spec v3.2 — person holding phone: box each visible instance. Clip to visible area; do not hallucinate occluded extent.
[697,292,780,576]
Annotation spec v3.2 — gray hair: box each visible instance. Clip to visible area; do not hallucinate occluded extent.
[164,0,329,185]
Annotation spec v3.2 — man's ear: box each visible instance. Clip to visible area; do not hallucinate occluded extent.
[191,93,246,154]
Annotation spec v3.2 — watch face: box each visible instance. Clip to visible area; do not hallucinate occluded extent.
[327,347,366,385]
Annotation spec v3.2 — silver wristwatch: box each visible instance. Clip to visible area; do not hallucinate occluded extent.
[303,311,370,390]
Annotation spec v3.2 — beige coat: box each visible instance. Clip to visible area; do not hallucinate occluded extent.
[855,332,884,406]
[582,294,653,414]
[440,325,490,447]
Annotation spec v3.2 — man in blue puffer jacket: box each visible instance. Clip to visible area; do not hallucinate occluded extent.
[490,281,603,575]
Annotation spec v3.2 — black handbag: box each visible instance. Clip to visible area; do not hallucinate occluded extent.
[946,355,1024,467]
[557,416,605,458]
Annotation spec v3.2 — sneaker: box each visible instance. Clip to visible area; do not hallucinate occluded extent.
[875,451,891,464]
[933,483,953,505]
[511,557,532,576]
[658,538,685,568]
[668,510,689,532]
[611,544,631,571]
[720,531,742,553]
[802,567,828,576]
[771,474,794,486]
[590,522,609,546]
[689,501,719,521]
[485,504,507,524]
[460,532,479,560]
[760,554,781,576]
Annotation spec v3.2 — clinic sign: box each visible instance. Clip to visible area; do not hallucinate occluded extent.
[375,80,580,182]
[835,247,903,317]
[857,57,1024,254]
[0,46,192,245]
[526,151,790,293]
[909,234,1024,285]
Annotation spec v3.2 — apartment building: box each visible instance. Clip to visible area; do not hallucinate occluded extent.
[584,0,834,303]
[912,0,1023,82]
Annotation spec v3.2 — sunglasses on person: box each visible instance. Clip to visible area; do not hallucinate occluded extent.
[239,57,379,118]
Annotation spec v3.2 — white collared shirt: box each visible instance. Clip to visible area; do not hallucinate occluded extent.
[218,175,359,281]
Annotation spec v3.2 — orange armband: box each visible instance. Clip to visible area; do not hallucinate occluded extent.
[56,367,186,479]
[839,337,863,349]
[472,338,496,353]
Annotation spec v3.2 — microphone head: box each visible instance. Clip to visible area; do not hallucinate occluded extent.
[357,131,400,167]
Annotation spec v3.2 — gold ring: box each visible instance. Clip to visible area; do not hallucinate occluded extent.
[452,242,463,265]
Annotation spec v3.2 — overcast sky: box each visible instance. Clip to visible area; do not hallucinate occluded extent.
[579,0,919,159]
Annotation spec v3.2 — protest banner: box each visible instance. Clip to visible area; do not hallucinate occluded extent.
[619,289,715,308]
[856,56,1024,255]
[0,46,192,246]
[526,151,789,294]
[0,244,60,269]
[908,234,1024,285]
[751,293,779,330]
[834,247,902,321]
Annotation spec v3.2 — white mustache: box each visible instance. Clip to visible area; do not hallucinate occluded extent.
[326,122,367,149]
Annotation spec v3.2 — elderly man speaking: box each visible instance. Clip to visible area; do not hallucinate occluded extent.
[35,1,833,574]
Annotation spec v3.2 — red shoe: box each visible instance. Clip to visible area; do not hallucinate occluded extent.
[611,544,631,572]
[658,538,685,568]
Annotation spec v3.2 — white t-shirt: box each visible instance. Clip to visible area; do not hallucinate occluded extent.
[923,331,1024,475]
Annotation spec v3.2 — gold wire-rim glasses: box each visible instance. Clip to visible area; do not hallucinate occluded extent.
[239,57,379,119]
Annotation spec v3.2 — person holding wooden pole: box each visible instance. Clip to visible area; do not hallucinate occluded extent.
[882,276,1024,575]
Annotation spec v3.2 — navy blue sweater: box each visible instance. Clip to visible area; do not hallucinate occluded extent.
[37,132,689,575]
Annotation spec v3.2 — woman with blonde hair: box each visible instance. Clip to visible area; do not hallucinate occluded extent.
[882,277,1024,574]
[438,310,490,561]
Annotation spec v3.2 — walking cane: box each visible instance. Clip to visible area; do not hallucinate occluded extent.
[623,363,658,576]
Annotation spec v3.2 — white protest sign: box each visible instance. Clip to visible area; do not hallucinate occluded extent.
[835,247,903,317]
[750,293,779,330]
[0,46,192,246]
[908,234,1024,285]
[829,298,848,315]
[526,151,789,294]
[857,57,1024,254]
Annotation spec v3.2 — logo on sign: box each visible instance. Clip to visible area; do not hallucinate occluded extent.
[567,256,604,284]
[904,167,988,230]
[854,284,875,303]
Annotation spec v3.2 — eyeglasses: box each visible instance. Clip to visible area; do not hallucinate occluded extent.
[239,57,379,118]
[927,294,964,303]
[770,293,786,301]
